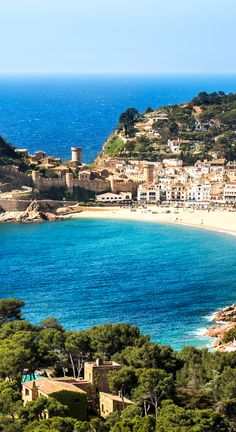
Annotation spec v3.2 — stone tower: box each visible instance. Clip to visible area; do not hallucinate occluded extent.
[32,170,41,188]
[71,147,82,163]
[66,172,74,192]
[143,164,154,183]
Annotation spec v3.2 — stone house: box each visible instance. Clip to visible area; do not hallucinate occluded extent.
[22,377,87,419]
[99,392,134,418]
[84,359,121,393]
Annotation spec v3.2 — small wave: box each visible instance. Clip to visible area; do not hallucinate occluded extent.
[192,328,208,337]
[203,312,217,322]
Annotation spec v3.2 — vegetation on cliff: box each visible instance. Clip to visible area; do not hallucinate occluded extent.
[0,298,235,431]
[0,136,30,171]
[100,91,236,164]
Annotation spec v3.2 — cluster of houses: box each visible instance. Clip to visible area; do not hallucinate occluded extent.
[6,145,236,208]
[22,359,133,420]
[95,157,236,206]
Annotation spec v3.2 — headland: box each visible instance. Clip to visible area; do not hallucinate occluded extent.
[0,90,236,226]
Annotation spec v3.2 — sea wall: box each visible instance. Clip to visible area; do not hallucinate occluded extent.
[73,179,110,193]
[34,176,111,194]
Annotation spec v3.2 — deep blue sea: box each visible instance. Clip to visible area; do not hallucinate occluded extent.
[0,74,236,350]
[0,74,236,162]
[0,219,236,350]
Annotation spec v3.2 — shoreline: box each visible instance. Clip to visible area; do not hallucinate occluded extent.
[68,206,236,238]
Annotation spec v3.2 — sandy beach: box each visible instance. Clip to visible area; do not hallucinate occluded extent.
[70,206,236,237]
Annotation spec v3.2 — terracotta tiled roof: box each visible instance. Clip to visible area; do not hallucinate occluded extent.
[22,378,86,395]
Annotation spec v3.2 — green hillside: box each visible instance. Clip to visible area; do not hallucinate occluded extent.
[100,91,236,164]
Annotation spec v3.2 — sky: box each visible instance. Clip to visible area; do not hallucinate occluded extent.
[0,0,235,74]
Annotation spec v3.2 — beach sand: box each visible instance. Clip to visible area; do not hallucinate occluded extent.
[69,206,236,236]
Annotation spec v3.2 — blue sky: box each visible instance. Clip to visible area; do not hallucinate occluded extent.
[0,0,235,74]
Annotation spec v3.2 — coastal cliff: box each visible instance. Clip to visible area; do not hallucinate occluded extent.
[205,305,236,351]
[96,91,236,167]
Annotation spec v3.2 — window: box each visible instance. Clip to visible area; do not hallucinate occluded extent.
[102,404,105,413]
[25,389,29,396]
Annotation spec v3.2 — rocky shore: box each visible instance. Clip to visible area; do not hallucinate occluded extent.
[0,200,60,223]
[0,200,84,223]
[204,305,236,351]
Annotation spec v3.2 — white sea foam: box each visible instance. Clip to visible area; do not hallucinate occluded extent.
[192,328,208,337]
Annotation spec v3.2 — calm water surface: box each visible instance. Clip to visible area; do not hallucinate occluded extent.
[0,219,235,350]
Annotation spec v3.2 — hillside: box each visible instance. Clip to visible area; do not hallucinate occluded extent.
[97,91,236,165]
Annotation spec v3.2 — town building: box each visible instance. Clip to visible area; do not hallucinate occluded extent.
[22,378,87,420]
[84,359,122,393]
[165,183,187,202]
[223,182,236,203]
[137,184,160,203]
[100,392,134,418]
[96,192,132,203]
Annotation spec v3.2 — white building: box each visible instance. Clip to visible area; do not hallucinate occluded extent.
[163,159,183,168]
[165,183,187,202]
[223,183,236,203]
[137,184,160,203]
[168,139,191,154]
[187,184,211,202]
[96,192,132,203]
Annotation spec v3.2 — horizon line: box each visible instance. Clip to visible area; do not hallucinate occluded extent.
[0,71,236,77]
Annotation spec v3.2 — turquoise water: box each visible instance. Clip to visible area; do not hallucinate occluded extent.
[0,219,235,350]
[0,75,236,349]
[0,74,236,162]
[22,373,44,382]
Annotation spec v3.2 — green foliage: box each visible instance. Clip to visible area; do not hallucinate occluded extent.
[101,91,236,162]
[90,323,144,357]
[0,330,39,380]
[0,298,25,325]
[0,136,20,160]
[113,342,177,373]
[133,369,174,416]
[0,380,22,419]
[108,366,137,397]
[38,327,65,365]
[40,317,64,332]
[23,416,76,432]
[222,328,236,344]
[0,320,36,339]
[110,415,155,432]
[51,390,87,420]
[0,298,236,431]
[105,138,126,157]
[156,401,228,431]
[119,108,139,137]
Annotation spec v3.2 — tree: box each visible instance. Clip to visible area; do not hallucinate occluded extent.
[38,327,65,367]
[133,369,174,417]
[0,331,39,381]
[222,328,236,344]
[18,396,67,422]
[114,342,177,373]
[39,317,64,332]
[90,324,143,358]
[23,416,75,432]
[0,380,22,419]
[0,299,25,325]
[65,330,92,378]
[156,401,228,431]
[119,108,139,137]
[108,366,137,400]
[0,320,36,339]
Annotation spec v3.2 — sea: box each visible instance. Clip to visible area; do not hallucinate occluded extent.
[0,74,236,350]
